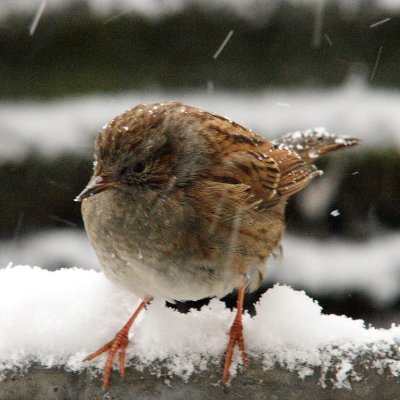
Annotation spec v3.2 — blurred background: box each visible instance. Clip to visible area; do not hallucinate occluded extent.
[1,0,399,327]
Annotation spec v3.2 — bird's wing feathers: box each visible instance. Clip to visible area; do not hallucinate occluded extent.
[209,150,280,202]
[199,114,320,206]
[194,111,361,207]
[211,147,320,206]
[268,147,321,199]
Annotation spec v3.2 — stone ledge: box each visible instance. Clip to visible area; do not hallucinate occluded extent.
[1,361,399,400]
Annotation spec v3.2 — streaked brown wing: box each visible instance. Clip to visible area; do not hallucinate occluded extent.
[194,110,320,205]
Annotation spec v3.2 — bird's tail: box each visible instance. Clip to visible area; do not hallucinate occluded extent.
[272,128,361,164]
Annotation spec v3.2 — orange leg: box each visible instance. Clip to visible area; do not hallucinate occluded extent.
[222,285,249,383]
[85,296,153,388]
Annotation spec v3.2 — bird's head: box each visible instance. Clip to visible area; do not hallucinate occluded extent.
[75,102,209,202]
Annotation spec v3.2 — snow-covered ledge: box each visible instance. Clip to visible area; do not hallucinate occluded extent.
[1,266,399,400]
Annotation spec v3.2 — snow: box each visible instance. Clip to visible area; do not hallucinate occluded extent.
[270,235,400,305]
[1,80,400,162]
[3,229,400,306]
[0,229,99,272]
[0,265,399,387]
[213,30,234,59]
[28,0,46,36]
[370,17,392,28]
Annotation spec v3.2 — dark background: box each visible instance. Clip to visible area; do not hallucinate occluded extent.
[1,1,400,97]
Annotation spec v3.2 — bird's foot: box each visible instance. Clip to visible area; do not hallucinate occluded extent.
[84,296,152,388]
[84,326,130,388]
[222,286,249,384]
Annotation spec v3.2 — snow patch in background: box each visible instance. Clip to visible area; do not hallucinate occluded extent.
[1,0,399,21]
[0,266,399,387]
[268,235,400,305]
[1,81,400,162]
[2,229,400,305]
[0,230,99,272]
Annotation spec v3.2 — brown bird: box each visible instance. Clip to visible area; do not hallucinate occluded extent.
[75,102,359,388]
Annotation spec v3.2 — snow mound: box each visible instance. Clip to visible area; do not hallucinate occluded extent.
[0,265,399,387]
[3,230,400,305]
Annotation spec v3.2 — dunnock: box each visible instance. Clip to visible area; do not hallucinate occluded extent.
[75,102,360,388]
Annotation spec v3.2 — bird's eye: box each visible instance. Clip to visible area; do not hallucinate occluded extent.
[120,161,145,177]
[132,161,145,173]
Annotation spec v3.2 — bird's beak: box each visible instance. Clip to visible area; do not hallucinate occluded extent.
[74,175,120,202]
